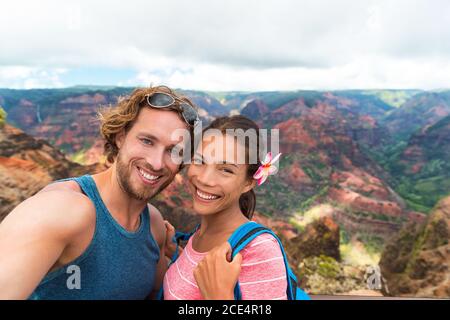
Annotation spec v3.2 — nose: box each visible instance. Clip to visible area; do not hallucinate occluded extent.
[145,147,165,172]
[195,164,216,187]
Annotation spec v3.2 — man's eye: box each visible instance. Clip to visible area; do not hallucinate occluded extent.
[168,147,184,157]
[193,157,204,164]
[141,138,153,145]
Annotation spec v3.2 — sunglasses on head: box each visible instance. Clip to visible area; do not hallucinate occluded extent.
[145,92,199,126]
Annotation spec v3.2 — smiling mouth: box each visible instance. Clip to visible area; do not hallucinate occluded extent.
[137,166,162,184]
[195,187,221,201]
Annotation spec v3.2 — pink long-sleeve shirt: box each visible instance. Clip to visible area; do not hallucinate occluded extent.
[163,232,288,300]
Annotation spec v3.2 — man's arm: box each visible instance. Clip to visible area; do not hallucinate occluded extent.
[0,190,94,299]
[148,204,167,299]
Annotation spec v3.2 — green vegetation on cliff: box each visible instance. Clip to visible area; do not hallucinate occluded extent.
[0,106,6,127]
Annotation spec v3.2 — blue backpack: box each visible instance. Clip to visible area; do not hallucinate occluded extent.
[160,221,310,300]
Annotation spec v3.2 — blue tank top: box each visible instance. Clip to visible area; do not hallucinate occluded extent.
[29,175,160,300]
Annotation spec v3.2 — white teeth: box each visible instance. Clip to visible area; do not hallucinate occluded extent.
[139,168,160,181]
[196,189,219,200]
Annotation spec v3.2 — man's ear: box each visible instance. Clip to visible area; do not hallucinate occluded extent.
[243,178,256,194]
[116,131,125,149]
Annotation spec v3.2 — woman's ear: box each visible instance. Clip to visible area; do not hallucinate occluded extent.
[242,178,256,194]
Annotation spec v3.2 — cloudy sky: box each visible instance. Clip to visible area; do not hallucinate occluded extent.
[0,0,449,90]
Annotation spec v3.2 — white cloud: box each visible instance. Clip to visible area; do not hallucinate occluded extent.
[0,0,449,89]
[128,56,450,91]
[0,66,66,89]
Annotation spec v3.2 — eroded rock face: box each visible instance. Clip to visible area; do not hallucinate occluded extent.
[379,196,450,298]
[280,215,386,296]
[0,124,104,221]
[395,115,450,210]
[240,99,269,121]
[285,216,341,266]
[244,93,411,236]
[2,89,415,237]
[297,255,375,295]
[10,95,106,157]
[384,92,450,140]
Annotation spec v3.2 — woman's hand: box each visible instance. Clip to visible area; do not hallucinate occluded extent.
[164,220,183,260]
[193,242,242,300]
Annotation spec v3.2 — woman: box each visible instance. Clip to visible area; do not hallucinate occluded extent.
[163,115,288,300]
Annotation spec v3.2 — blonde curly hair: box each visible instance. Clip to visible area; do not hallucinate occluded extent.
[97,85,197,165]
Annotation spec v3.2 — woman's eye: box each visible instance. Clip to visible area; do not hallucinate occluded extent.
[221,168,234,174]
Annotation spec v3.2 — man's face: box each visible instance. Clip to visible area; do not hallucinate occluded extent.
[115,107,188,201]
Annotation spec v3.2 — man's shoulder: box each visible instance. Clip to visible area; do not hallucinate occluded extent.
[38,179,82,194]
[34,180,92,213]
[5,184,96,238]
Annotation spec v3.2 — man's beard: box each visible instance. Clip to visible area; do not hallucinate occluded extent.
[115,152,175,201]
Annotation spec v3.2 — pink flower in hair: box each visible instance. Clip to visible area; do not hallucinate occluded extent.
[253,152,282,186]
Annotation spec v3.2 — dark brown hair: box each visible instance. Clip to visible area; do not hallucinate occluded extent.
[203,115,262,219]
[98,85,197,165]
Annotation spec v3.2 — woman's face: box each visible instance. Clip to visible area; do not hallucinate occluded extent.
[186,133,255,216]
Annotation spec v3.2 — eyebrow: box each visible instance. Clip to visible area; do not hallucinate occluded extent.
[194,153,238,167]
[219,161,238,168]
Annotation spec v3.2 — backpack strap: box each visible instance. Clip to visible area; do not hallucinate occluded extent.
[227,222,310,300]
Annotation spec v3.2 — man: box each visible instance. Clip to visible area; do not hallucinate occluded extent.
[0,85,201,299]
